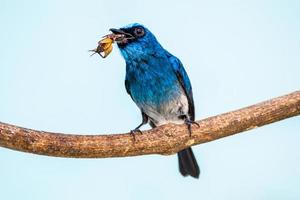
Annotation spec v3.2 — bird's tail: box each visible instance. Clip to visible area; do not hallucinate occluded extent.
[177,147,200,178]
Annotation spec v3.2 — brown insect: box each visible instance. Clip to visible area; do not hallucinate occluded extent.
[89,34,124,58]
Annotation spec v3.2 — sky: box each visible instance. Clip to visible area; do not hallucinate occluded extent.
[0,0,299,199]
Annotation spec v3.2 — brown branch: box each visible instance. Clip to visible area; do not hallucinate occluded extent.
[0,91,300,158]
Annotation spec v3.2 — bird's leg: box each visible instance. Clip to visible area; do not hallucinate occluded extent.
[130,112,148,141]
[181,115,200,137]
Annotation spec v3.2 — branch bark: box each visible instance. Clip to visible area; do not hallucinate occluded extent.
[0,91,299,158]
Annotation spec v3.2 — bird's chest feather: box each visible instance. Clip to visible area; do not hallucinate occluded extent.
[126,58,188,125]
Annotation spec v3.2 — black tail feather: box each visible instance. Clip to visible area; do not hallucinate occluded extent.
[177,147,200,178]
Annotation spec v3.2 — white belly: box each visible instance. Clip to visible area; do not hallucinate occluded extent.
[144,93,189,126]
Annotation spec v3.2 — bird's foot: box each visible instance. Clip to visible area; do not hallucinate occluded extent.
[184,119,200,137]
[130,128,143,141]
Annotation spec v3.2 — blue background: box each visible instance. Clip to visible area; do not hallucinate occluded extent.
[0,0,299,199]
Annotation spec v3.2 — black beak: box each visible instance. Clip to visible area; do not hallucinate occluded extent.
[109,28,125,34]
[109,28,134,39]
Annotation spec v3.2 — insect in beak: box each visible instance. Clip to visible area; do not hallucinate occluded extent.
[89,33,125,58]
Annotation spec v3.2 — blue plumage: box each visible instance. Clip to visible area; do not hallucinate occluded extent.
[111,23,200,178]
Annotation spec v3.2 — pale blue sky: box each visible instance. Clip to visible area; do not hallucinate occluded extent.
[0,0,299,200]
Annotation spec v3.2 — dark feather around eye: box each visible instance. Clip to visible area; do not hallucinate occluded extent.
[134,27,145,37]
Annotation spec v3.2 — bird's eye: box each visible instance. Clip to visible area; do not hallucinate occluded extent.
[134,27,145,37]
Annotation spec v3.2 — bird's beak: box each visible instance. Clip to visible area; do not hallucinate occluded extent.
[109,28,134,41]
[109,28,126,35]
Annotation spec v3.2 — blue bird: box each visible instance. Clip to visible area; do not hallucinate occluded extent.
[110,23,200,178]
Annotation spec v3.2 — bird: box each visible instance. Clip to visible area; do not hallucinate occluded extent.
[110,23,200,178]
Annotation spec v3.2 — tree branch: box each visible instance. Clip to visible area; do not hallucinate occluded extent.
[0,91,299,158]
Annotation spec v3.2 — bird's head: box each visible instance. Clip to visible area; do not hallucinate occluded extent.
[109,23,162,61]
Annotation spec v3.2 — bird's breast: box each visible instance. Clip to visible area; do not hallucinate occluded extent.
[126,62,189,125]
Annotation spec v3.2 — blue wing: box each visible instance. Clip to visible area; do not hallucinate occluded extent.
[168,54,195,121]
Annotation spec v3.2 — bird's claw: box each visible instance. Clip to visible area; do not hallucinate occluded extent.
[185,119,199,137]
[130,129,143,141]
[188,120,200,127]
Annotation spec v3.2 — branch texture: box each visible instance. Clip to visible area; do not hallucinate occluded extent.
[0,91,299,158]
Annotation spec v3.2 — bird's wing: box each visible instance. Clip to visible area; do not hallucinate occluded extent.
[168,54,195,121]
